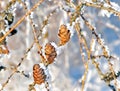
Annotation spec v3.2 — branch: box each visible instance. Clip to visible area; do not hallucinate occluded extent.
[0,0,44,43]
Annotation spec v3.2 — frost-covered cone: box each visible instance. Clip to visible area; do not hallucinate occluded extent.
[33,64,46,85]
[44,43,57,65]
[58,24,71,46]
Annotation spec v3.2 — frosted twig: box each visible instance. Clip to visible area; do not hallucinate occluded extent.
[0,0,44,43]
[74,22,90,91]
[74,22,87,91]
[17,7,57,68]
[74,22,86,67]
[80,14,109,58]
[0,1,49,89]
[0,41,34,91]
[0,68,17,91]
[81,14,118,90]
[22,0,43,63]
[108,58,118,89]
[84,2,120,17]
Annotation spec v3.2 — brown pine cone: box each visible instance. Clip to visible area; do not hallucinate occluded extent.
[58,24,71,46]
[44,43,57,65]
[33,64,46,85]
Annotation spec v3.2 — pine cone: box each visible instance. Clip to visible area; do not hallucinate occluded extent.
[58,25,71,46]
[44,43,57,65]
[33,64,46,85]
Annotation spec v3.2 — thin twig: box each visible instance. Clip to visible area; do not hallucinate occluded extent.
[74,22,86,67]
[0,69,17,91]
[0,5,58,91]
[0,0,44,43]
[74,22,90,91]
[81,14,118,90]
[84,2,120,17]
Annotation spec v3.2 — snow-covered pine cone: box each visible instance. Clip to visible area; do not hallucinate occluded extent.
[33,64,46,85]
[44,43,57,65]
[58,24,71,46]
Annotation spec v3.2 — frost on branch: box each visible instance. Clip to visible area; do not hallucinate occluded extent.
[0,0,120,91]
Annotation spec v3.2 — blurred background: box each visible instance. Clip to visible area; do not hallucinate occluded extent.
[0,0,120,91]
